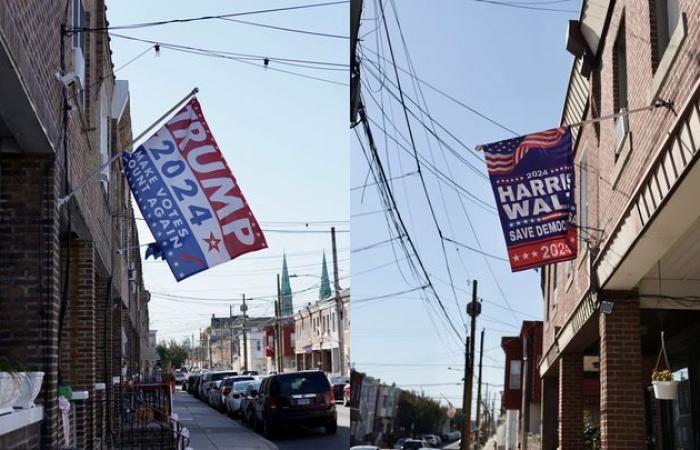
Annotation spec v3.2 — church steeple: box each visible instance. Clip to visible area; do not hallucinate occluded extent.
[280,253,293,316]
[319,251,332,300]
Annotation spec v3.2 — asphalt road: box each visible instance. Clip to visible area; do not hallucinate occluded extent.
[268,401,350,450]
[175,388,350,450]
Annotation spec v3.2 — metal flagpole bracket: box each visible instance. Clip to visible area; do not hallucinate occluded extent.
[56,87,199,209]
[474,98,674,151]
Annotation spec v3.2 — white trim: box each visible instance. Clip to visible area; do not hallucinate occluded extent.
[0,406,43,436]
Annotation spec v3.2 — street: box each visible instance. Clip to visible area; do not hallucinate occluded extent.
[174,389,350,450]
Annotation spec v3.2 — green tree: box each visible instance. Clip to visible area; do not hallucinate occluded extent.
[396,391,446,436]
[156,340,189,368]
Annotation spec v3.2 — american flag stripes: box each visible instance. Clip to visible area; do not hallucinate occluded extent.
[483,128,567,175]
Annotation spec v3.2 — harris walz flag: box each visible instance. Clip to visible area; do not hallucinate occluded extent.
[123,97,267,281]
[482,127,577,272]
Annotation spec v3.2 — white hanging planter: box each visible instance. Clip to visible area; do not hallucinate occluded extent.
[0,372,23,415]
[652,380,679,400]
[13,371,44,409]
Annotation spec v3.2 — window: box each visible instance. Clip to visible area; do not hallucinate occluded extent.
[551,265,558,309]
[613,18,628,113]
[98,86,110,189]
[256,341,261,352]
[509,360,522,390]
[579,153,588,248]
[71,0,86,105]
[654,0,680,60]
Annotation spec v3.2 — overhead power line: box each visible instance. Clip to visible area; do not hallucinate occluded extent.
[67,2,350,32]
[219,17,349,39]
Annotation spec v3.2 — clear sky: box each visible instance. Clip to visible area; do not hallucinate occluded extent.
[106,1,350,343]
[351,0,579,413]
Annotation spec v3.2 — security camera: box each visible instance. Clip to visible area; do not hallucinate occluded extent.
[54,70,80,89]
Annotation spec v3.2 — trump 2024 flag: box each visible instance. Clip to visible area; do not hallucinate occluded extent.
[482,127,577,272]
[123,98,267,281]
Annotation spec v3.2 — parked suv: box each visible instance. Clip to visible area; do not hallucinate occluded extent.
[251,370,337,438]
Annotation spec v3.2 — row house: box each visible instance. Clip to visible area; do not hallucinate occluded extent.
[0,0,154,447]
[208,314,272,372]
[262,320,296,373]
[540,1,700,449]
[293,288,350,375]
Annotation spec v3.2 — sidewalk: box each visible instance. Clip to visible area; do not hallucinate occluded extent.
[174,390,277,450]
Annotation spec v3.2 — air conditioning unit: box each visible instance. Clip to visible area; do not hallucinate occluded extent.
[613,108,629,157]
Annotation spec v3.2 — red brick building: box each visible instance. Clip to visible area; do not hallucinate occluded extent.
[501,321,542,450]
[540,1,700,449]
[0,1,153,448]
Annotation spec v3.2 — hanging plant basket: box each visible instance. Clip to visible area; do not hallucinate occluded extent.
[652,332,677,400]
[652,380,679,400]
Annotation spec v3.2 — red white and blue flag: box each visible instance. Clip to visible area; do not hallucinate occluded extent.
[123,98,267,281]
[481,127,577,272]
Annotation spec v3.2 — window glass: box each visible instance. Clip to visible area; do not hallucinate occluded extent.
[509,360,522,390]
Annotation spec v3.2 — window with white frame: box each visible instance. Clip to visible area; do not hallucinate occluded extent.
[655,0,680,59]
[98,85,110,189]
[71,0,86,104]
[579,153,588,249]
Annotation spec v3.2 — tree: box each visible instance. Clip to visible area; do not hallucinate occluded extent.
[156,340,189,368]
[396,391,446,436]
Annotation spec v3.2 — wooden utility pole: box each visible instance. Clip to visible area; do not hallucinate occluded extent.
[461,335,470,449]
[241,294,248,371]
[475,328,485,448]
[229,305,234,369]
[461,280,480,450]
[331,226,345,375]
[219,318,223,368]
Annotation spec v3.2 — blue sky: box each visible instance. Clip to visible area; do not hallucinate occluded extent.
[106,1,349,342]
[351,0,579,412]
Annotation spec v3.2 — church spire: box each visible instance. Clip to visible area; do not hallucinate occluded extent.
[319,251,332,300]
[280,253,293,316]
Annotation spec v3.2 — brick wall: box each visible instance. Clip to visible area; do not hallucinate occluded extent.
[543,0,700,365]
[0,153,61,446]
[558,353,583,450]
[0,1,149,447]
[598,299,644,450]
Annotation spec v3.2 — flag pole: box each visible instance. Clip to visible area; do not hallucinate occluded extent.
[475,99,673,151]
[57,87,199,208]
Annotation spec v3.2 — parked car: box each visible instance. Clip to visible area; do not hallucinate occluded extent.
[400,439,430,450]
[225,379,258,417]
[175,370,187,386]
[251,370,337,438]
[213,376,254,411]
[241,370,259,376]
[344,382,351,406]
[199,370,238,401]
[441,431,461,443]
[421,434,441,447]
[240,379,262,424]
[350,447,379,450]
[329,376,349,402]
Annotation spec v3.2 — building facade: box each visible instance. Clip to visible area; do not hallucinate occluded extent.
[262,320,296,373]
[0,0,152,448]
[501,321,543,450]
[293,288,350,375]
[540,1,700,449]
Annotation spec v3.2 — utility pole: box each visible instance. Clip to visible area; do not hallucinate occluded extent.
[520,330,533,450]
[475,328,485,448]
[241,294,248,371]
[331,226,345,375]
[461,280,480,450]
[219,317,223,368]
[208,332,212,369]
[198,328,202,368]
[461,335,470,449]
[275,274,283,372]
[229,305,234,369]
